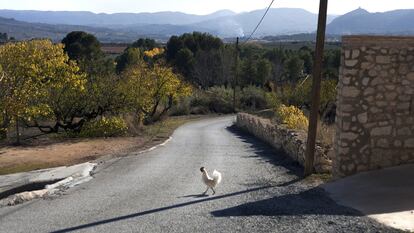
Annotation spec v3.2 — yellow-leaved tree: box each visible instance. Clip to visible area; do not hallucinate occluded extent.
[119,61,191,124]
[144,47,165,58]
[0,64,8,139]
[0,40,85,143]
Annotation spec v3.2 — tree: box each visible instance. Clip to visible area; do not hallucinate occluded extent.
[62,31,103,73]
[166,32,224,87]
[131,38,157,51]
[284,55,304,83]
[61,31,116,78]
[193,49,222,87]
[323,49,341,80]
[115,47,142,73]
[240,58,257,86]
[119,62,191,124]
[0,33,8,42]
[166,36,184,62]
[264,48,286,83]
[0,65,9,139]
[174,48,194,80]
[299,48,313,75]
[256,59,272,86]
[219,45,236,88]
[41,58,122,133]
[0,40,85,143]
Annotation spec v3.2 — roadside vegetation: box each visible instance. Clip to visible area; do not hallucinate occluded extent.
[0,31,340,173]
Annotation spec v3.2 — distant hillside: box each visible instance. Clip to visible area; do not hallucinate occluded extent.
[0,8,336,38]
[327,8,414,35]
[188,8,337,37]
[0,9,236,26]
[0,17,155,42]
[1,7,413,43]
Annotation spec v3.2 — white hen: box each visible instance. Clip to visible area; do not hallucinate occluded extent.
[200,167,222,195]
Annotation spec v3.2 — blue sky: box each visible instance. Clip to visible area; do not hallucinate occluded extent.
[0,0,412,15]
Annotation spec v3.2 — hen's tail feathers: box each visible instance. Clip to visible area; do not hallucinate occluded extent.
[212,170,222,185]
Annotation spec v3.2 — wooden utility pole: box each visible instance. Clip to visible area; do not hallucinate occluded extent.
[233,37,239,112]
[304,0,328,176]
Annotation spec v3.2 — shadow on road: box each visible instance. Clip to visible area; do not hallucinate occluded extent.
[211,187,362,217]
[209,125,362,218]
[51,185,273,233]
[226,125,304,184]
[177,194,209,198]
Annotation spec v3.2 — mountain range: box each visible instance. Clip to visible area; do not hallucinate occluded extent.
[327,8,414,35]
[0,7,413,43]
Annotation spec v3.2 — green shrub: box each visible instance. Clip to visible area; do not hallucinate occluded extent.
[182,86,280,114]
[240,86,268,110]
[189,91,212,114]
[170,96,191,116]
[0,127,6,140]
[264,91,281,109]
[73,117,128,137]
[187,87,234,114]
[278,77,338,112]
[206,86,234,113]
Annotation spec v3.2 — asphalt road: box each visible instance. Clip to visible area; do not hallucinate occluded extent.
[0,116,399,233]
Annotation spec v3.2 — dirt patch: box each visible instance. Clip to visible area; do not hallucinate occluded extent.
[0,137,146,175]
[0,115,213,175]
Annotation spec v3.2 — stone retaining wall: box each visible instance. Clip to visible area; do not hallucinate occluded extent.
[335,36,414,177]
[236,113,332,173]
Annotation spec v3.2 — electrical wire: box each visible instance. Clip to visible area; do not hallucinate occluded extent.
[242,0,275,45]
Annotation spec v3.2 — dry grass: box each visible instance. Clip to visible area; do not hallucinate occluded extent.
[305,173,334,184]
[316,122,335,148]
[0,115,208,175]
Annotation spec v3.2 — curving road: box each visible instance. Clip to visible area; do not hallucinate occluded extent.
[0,116,398,233]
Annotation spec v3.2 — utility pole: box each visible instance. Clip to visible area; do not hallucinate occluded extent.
[233,37,239,113]
[304,0,328,176]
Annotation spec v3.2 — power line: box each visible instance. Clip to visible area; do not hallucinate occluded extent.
[242,0,275,45]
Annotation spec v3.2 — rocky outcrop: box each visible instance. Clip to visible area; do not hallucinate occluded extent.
[236,113,332,173]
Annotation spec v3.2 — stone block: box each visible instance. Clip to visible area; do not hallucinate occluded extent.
[376,139,390,148]
[362,77,370,86]
[405,139,414,148]
[352,49,360,59]
[376,55,391,64]
[363,87,375,96]
[407,72,414,81]
[343,68,358,76]
[342,86,360,97]
[394,140,402,147]
[345,59,358,67]
[371,77,385,86]
[371,126,392,136]
[357,112,368,123]
[344,50,351,59]
[341,132,359,141]
[342,76,351,85]
[384,92,398,100]
[397,102,410,110]
[399,64,409,75]
[397,127,411,136]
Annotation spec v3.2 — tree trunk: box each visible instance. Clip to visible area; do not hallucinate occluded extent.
[0,113,9,139]
[15,115,20,145]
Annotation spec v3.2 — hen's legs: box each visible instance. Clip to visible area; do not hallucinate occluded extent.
[211,187,216,195]
[203,186,209,195]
